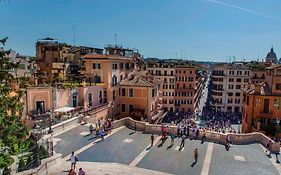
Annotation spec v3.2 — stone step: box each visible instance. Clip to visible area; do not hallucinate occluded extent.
[49,161,172,175]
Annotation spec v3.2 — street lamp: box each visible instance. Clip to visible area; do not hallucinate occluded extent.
[32,123,42,168]
[276,118,280,138]
[47,111,53,134]
[238,120,241,134]
[111,102,114,121]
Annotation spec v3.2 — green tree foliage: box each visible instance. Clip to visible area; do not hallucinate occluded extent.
[0,38,29,156]
[39,145,48,159]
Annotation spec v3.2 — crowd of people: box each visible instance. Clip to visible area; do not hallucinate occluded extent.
[89,118,112,140]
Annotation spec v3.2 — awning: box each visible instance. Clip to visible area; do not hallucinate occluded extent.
[54,107,75,113]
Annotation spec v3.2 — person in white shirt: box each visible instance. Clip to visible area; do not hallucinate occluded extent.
[70,152,78,169]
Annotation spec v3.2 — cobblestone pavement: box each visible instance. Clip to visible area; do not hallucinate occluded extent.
[53,126,280,175]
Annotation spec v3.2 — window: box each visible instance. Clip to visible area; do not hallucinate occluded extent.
[113,90,116,100]
[121,88,126,96]
[274,99,280,109]
[228,93,233,96]
[229,84,234,89]
[235,93,240,96]
[112,63,118,69]
[129,89,134,97]
[164,71,167,76]
[276,84,281,90]
[171,71,174,76]
[112,75,117,86]
[244,78,249,83]
[129,104,134,113]
[121,104,126,112]
[93,63,101,69]
[235,99,240,104]
[152,89,155,97]
[88,93,92,107]
[120,63,124,69]
[229,78,234,82]
[236,78,241,82]
[236,85,241,89]
[99,91,103,103]
[255,98,260,107]
[227,99,233,104]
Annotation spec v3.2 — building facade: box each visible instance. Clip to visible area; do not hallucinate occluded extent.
[242,64,281,136]
[147,63,196,114]
[116,70,161,122]
[81,46,142,119]
[211,63,250,113]
[36,38,103,82]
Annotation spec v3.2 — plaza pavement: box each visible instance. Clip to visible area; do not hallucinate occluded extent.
[51,125,281,175]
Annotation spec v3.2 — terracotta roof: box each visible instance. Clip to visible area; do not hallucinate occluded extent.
[119,70,161,87]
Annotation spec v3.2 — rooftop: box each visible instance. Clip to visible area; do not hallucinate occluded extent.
[119,70,161,87]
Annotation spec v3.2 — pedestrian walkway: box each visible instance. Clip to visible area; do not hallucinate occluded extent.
[51,126,281,175]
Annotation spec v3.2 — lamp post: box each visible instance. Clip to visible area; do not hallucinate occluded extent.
[111,102,114,121]
[47,111,53,134]
[32,123,42,168]
[276,118,280,138]
[238,120,241,134]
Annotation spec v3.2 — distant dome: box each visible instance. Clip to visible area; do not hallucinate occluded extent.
[265,47,278,64]
[279,58,281,64]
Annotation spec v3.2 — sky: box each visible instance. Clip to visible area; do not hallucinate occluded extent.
[1,0,281,62]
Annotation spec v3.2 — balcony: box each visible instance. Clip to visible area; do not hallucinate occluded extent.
[259,109,273,115]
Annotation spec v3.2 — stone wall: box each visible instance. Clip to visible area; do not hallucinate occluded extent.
[112,117,280,153]
[15,154,62,175]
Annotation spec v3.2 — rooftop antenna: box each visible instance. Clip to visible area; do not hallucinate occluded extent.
[72,26,76,46]
[114,33,117,47]
[181,49,183,59]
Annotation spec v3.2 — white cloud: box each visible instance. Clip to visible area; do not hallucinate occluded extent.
[206,0,280,21]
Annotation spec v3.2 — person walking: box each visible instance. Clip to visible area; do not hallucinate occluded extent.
[89,124,94,135]
[70,152,78,170]
[95,123,99,136]
[151,134,155,147]
[194,148,198,163]
[266,140,272,157]
[177,124,180,137]
[180,134,186,149]
[170,134,175,145]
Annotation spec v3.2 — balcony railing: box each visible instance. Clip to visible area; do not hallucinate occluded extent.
[259,109,273,115]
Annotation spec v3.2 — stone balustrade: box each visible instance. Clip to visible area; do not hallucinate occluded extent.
[112,117,280,153]
[15,153,62,175]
